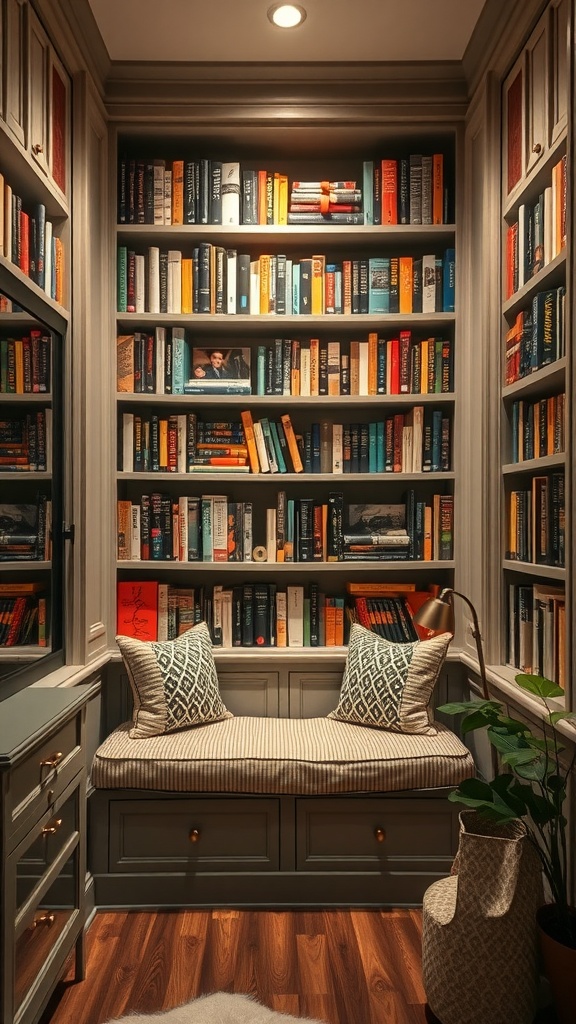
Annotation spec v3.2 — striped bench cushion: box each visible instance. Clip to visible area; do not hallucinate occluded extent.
[91,716,474,795]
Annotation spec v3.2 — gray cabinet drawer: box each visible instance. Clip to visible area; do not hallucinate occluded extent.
[109,797,280,872]
[9,717,83,847]
[296,797,457,871]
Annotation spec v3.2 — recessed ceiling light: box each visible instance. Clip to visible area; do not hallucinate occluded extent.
[268,4,307,28]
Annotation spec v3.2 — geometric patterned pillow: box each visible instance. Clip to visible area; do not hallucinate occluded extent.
[116,621,232,739]
[327,622,452,734]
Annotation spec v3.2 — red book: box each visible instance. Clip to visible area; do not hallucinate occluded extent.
[117,580,159,640]
[19,211,30,276]
[387,338,400,394]
[381,159,398,224]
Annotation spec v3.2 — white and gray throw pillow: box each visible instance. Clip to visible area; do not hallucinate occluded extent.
[116,621,232,739]
[328,622,451,734]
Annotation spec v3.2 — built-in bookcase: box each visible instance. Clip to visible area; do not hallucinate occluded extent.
[0,0,71,692]
[113,125,460,653]
[500,0,570,704]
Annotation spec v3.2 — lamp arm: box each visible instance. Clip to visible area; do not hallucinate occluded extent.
[440,588,490,701]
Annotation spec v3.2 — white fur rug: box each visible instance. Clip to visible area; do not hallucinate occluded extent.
[104,992,325,1024]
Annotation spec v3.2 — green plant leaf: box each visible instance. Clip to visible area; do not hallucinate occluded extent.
[448,776,527,822]
[437,700,501,717]
[549,710,576,725]
[515,673,564,699]
[487,728,531,754]
[493,715,529,734]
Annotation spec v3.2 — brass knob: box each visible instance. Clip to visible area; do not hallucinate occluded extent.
[32,143,43,154]
[375,827,386,843]
[42,818,62,837]
[189,828,201,843]
[34,912,55,927]
[532,142,542,154]
[40,752,63,769]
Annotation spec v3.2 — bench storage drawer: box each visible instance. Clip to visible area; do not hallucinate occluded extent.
[296,796,458,871]
[108,797,280,872]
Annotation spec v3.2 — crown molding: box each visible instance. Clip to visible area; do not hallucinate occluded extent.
[33,0,111,94]
[463,0,549,93]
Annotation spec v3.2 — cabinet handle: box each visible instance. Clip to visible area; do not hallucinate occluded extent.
[32,142,44,154]
[40,751,63,770]
[532,142,542,154]
[42,818,63,837]
[189,828,201,843]
[374,827,386,843]
[33,912,55,928]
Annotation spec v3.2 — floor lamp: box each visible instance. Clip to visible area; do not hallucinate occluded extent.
[412,588,490,702]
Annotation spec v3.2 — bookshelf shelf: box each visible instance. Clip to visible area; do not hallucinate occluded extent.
[118,470,456,483]
[501,357,566,400]
[117,223,457,248]
[502,454,565,475]
[502,248,566,319]
[502,560,566,582]
[116,312,457,331]
[502,130,567,220]
[117,393,455,409]
[116,559,455,573]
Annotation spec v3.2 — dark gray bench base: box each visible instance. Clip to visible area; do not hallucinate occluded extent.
[89,788,460,908]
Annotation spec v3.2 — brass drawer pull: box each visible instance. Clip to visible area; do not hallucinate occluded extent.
[33,912,55,928]
[40,752,63,770]
[189,828,201,843]
[374,827,386,843]
[32,142,44,154]
[42,818,63,837]
[532,142,542,154]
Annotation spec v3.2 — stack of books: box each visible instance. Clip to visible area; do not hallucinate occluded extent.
[287,180,363,225]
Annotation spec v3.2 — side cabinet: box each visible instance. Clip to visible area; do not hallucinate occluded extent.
[0,682,99,1024]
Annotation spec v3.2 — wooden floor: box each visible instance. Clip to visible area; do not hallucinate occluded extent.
[42,909,558,1024]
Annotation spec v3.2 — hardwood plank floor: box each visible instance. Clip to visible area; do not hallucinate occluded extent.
[42,909,558,1024]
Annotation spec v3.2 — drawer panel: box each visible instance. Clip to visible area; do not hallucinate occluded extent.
[9,716,83,843]
[296,797,456,871]
[109,797,280,872]
[16,788,79,914]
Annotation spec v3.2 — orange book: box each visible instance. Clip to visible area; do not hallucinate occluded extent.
[280,413,304,473]
[311,255,325,314]
[278,173,288,225]
[259,254,271,313]
[240,409,260,473]
[432,154,444,224]
[381,159,398,225]
[309,337,320,396]
[420,338,429,394]
[117,499,133,560]
[367,331,378,395]
[324,598,336,646]
[399,257,413,314]
[181,258,193,314]
[171,160,184,225]
[257,169,268,224]
[342,260,353,314]
[54,236,64,305]
[37,597,47,647]
[334,599,344,646]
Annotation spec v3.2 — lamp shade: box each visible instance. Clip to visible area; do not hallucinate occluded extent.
[413,592,455,634]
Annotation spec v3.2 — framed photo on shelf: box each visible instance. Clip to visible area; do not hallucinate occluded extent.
[190,347,251,384]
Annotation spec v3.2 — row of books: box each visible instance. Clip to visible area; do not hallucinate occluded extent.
[0,499,51,561]
[363,154,450,226]
[510,392,565,463]
[505,156,567,298]
[0,412,50,473]
[0,331,52,394]
[117,245,456,316]
[116,579,434,647]
[504,285,566,385]
[0,174,65,304]
[507,472,565,567]
[116,155,451,228]
[120,407,452,476]
[507,582,565,688]
[116,491,454,565]
[116,328,453,398]
[0,593,47,647]
[255,333,452,397]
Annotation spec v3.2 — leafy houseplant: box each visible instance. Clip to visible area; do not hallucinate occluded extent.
[438,672,576,949]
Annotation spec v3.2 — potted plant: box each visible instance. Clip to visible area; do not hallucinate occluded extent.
[438,673,576,1021]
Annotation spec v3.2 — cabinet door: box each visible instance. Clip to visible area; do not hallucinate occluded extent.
[503,52,525,196]
[550,0,568,144]
[3,0,27,147]
[27,5,50,176]
[524,13,549,173]
[48,46,69,196]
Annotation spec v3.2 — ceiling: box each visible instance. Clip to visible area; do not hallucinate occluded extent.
[87,0,488,64]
